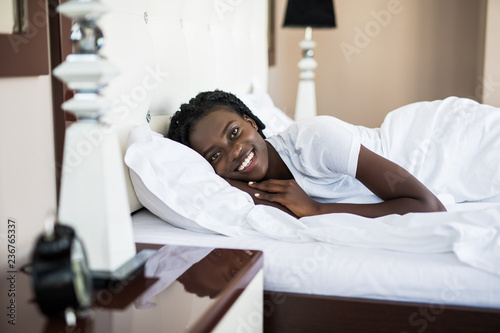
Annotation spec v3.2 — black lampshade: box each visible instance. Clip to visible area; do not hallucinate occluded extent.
[283,0,336,28]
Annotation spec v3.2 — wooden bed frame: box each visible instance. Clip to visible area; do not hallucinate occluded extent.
[263,291,500,332]
[48,1,500,331]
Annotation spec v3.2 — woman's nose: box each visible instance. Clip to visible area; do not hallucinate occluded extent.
[231,143,243,160]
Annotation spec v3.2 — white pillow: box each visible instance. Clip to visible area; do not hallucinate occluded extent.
[124,124,255,236]
[237,84,294,137]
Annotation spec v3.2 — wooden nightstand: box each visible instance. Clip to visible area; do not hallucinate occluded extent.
[1,243,264,333]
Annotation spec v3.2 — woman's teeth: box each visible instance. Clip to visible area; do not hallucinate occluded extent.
[238,151,255,171]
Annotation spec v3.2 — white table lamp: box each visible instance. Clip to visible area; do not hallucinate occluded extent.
[53,0,153,286]
[283,0,337,121]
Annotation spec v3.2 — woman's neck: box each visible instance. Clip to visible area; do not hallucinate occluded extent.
[264,141,294,180]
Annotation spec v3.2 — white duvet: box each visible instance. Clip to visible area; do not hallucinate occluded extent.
[376,97,500,203]
[246,203,500,278]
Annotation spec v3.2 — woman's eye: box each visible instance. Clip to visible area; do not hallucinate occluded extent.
[209,152,220,162]
[230,127,239,138]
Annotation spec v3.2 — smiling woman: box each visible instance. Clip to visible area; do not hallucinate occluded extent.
[167,90,451,218]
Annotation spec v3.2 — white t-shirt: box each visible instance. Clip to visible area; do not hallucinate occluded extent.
[266,116,381,203]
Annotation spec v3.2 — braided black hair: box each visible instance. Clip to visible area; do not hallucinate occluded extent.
[167,90,266,146]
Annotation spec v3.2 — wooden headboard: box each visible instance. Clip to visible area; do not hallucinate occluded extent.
[97,0,269,211]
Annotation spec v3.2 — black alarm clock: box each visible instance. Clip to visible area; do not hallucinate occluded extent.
[31,221,93,321]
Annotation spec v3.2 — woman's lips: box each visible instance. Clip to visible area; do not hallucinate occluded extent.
[237,149,255,172]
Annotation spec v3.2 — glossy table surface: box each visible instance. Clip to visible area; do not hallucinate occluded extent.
[1,243,263,333]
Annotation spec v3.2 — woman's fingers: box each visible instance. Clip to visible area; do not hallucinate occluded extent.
[254,192,293,211]
[248,181,285,203]
[249,179,299,207]
[248,179,295,193]
[248,179,321,217]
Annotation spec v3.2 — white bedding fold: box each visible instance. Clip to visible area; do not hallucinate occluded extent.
[379,97,500,203]
[245,204,500,277]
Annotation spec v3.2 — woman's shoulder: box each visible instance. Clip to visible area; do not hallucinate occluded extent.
[267,115,358,152]
[268,115,362,177]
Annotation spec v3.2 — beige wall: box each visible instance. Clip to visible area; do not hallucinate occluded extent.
[0,76,57,260]
[482,0,500,106]
[269,0,488,127]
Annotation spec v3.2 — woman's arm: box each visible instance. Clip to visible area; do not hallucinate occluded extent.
[248,145,447,218]
[319,145,446,217]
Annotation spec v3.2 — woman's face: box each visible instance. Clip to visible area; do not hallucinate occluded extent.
[189,109,269,181]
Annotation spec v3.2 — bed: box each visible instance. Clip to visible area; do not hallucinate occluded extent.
[91,0,500,331]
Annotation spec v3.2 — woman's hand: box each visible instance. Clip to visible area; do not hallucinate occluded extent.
[248,179,320,218]
[224,178,298,217]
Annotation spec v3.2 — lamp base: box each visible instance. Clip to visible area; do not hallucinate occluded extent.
[59,122,137,272]
[294,27,318,121]
[295,79,317,121]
